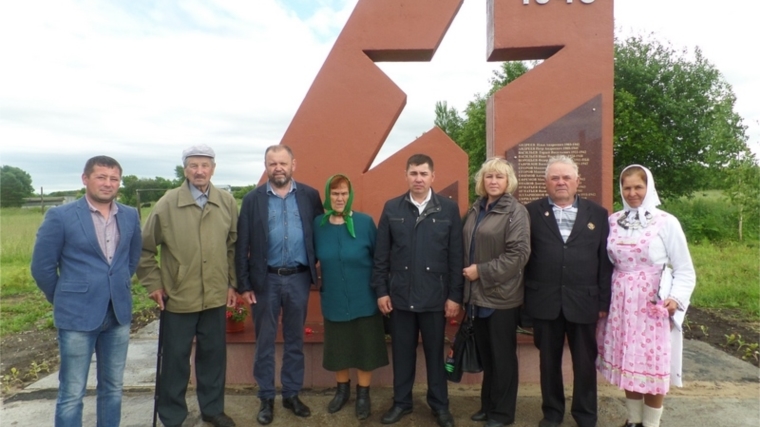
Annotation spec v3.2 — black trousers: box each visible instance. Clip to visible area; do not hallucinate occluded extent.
[388,309,448,412]
[158,306,226,426]
[474,308,519,425]
[533,313,598,427]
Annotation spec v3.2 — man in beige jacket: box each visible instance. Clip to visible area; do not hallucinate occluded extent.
[138,144,238,427]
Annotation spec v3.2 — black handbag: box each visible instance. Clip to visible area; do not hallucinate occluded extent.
[445,307,482,382]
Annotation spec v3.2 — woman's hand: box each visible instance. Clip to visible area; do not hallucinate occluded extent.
[463,264,479,281]
[663,298,678,316]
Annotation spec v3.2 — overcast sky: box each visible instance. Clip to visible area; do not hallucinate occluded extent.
[1,0,756,192]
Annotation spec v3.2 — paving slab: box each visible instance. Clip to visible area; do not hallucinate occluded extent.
[2,321,758,427]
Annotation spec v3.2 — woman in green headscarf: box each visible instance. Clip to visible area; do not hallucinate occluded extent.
[313,174,389,420]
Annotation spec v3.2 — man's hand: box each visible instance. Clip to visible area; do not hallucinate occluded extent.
[463,264,479,281]
[444,299,460,318]
[598,311,608,319]
[240,291,257,305]
[149,289,167,310]
[377,296,393,315]
[226,288,238,307]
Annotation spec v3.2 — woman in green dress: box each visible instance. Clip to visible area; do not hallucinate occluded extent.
[313,174,389,420]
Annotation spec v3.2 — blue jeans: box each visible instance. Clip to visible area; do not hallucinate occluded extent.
[252,270,311,399]
[56,305,130,427]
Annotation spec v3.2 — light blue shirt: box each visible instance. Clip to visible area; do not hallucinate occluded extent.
[266,181,308,268]
[188,181,209,209]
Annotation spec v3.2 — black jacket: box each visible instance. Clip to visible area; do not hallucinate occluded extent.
[523,197,613,324]
[371,191,464,312]
[235,182,323,293]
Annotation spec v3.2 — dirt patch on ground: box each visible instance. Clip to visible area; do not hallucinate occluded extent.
[682,306,759,367]
[0,307,159,396]
[1,306,756,397]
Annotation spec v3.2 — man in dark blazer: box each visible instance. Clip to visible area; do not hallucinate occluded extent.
[31,156,141,427]
[236,145,323,425]
[372,154,463,427]
[523,155,613,427]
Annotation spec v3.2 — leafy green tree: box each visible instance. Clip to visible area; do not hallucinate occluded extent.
[174,165,186,186]
[47,190,79,197]
[233,185,256,200]
[723,154,760,241]
[613,35,749,199]
[0,165,34,207]
[436,36,751,202]
[120,175,175,206]
[435,61,530,200]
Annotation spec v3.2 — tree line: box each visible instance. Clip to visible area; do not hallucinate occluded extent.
[0,164,255,208]
[3,35,757,231]
[434,35,758,240]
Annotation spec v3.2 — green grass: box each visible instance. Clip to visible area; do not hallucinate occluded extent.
[0,208,43,264]
[689,242,760,319]
[2,206,758,336]
[0,207,153,337]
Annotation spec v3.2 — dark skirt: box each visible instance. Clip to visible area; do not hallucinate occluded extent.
[322,313,389,372]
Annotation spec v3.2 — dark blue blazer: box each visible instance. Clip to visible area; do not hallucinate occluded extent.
[235,182,323,293]
[523,197,613,324]
[31,197,142,331]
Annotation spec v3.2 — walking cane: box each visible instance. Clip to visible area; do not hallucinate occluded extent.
[153,296,168,427]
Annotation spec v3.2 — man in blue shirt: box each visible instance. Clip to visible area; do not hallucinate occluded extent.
[236,145,323,425]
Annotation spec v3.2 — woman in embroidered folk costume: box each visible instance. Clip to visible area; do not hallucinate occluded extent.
[596,165,696,427]
[461,158,530,427]
[313,174,388,420]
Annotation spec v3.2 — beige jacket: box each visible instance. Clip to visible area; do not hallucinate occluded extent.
[138,182,237,313]
[462,194,530,310]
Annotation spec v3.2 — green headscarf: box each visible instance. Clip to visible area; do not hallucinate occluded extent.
[320,174,356,238]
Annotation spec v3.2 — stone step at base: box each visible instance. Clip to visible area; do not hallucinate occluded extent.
[193,321,578,388]
[192,290,580,388]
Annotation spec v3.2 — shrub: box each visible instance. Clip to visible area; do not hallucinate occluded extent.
[660,196,759,243]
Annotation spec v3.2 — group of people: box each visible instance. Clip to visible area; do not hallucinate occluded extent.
[31,144,695,427]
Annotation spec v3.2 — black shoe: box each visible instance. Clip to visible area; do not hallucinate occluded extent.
[355,385,371,420]
[433,409,455,427]
[201,412,236,427]
[485,420,505,427]
[381,406,412,424]
[328,381,350,413]
[622,422,643,427]
[283,395,311,417]
[471,410,488,421]
[538,419,560,427]
[257,399,274,425]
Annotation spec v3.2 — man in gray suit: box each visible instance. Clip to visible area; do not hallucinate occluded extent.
[523,155,613,427]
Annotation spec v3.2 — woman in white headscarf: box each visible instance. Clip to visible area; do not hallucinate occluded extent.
[596,165,696,427]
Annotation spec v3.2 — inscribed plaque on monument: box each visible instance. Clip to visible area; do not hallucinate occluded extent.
[506,96,602,205]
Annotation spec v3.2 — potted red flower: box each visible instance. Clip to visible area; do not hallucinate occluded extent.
[225,299,249,333]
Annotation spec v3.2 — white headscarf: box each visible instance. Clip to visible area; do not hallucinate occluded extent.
[620,164,661,228]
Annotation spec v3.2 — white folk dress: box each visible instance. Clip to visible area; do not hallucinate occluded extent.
[597,208,695,394]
